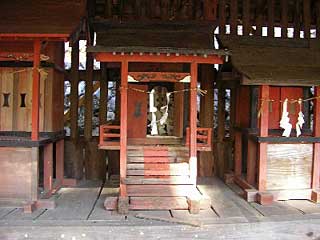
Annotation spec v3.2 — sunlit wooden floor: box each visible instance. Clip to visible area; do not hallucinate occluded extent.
[1,177,320,225]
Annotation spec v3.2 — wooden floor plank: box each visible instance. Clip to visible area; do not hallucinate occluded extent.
[3,208,46,221]
[38,188,101,220]
[124,176,193,185]
[89,188,125,221]
[197,178,256,219]
[286,200,320,214]
[0,208,16,219]
[250,201,303,217]
[130,197,189,210]
[171,209,219,221]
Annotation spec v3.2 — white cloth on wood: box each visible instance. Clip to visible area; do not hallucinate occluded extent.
[149,89,158,135]
[159,92,171,125]
[279,98,292,137]
[296,111,305,137]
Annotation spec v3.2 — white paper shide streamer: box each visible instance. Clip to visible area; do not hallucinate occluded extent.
[279,98,292,137]
[296,99,304,137]
[149,89,158,135]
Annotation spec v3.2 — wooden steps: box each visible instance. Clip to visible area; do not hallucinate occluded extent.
[123,176,193,185]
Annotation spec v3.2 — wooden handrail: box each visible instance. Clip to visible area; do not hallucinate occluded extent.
[186,127,212,151]
[99,124,120,147]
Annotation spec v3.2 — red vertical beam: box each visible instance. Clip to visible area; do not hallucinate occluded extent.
[189,62,198,184]
[312,87,320,189]
[56,139,64,184]
[258,85,269,191]
[120,60,128,197]
[44,143,53,193]
[31,40,41,140]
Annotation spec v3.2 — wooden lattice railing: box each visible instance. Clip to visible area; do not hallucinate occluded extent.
[186,127,212,151]
[99,124,121,149]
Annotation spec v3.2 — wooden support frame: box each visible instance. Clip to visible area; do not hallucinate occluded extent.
[189,62,198,184]
[94,53,223,65]
[70,40,79,142]
[56,139,64,184]
[120,60,128,197]
[31,40,41,141]
[312,87,320,191]
[258,85,270,192]
[43,143,53,194]
[234,87,242,177]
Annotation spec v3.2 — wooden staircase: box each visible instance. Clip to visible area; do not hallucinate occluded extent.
[105,145,210,212]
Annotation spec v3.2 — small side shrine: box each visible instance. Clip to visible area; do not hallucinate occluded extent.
[0,0,85,212]
[219,36,320,205]
[89,23,227,213]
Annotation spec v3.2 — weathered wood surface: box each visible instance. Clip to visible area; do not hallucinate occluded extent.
[250,202,302,217]
[127,185,201,197]
[198,177,262,220]
[286,200,320,214]
[266,144,313,190]
[38,187,101,220]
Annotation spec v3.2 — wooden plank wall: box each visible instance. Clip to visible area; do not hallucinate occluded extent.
[266,144,313,190]
[218,0,316,39]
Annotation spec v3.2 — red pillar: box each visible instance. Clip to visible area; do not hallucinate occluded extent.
[31,40,41,140]
[56,139,64,184]
[120,60,128,197]
[258,85,269,191]
[189,62,198,184]
[312,87,320,190]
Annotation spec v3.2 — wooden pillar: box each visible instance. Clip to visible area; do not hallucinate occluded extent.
[173,83,184,138]
[218,0,226,34]
[31,40,41,141]
[255,0,263,36]
[317,1,320,40]
[281,0,288,38]
[31,147,39,201]
[267,0,275,37]
[258,85,269,191]
[120,60,128,197]
[99,63,108,125]
[312,87,320,190]
[234,87,242,176]
[189,62,198,184]
[44,143,53,193]
[243,0,251,36]
[199,65,214,177]
[204,0,217,21]
[303,0,311,39]
[217,87,225,178]
[230,0,238,35]
[70,41,79,141]
[56,139,64,184]
[294,0,301,39]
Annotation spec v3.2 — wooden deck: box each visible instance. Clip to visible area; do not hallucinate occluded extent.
[1,177,320,226]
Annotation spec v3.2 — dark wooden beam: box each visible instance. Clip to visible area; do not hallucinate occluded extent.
[267,0,275,37]
[70,41,79,142]
[303,0,311,39]
[281,0,288,38]
[243,0,251,36]
[99,63,108,125]
[230,0,238,35]
[218,0,226,34]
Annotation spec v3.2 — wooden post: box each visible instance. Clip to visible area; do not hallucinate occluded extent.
[31,40,41,141]
[99,63,108,125]
[255,0,263,36]
[312,87,320,190]
[44,143,53,194]
[230,0,238,35]
[120,60,128,197]
[303,0,311,39]
[294,0,301,39]
[217,87,225,178]
[219,0,226,35]
[267,0,275,37]
[84,52,94,141]
[317,1,320,40]
[189,62,198,184]
[234,87,242,176]
[204,0,217,21]
[70,40,79,142]
[56,139,64,184]
[258,85,269,191]
[281,0,288,38]
[199,65,214,177]
[243,0,251,36]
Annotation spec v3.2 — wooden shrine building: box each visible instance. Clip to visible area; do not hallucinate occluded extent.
[0,0,85,212]
[90,23,227,212]
[1,0,320,216]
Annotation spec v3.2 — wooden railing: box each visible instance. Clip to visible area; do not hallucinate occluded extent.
[186,127,212,151]
[218,0,319,39]
[99,124,121,150]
